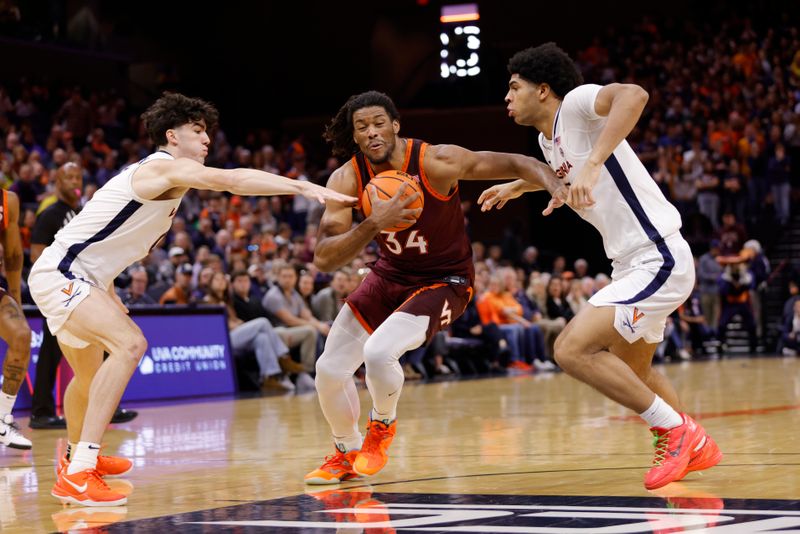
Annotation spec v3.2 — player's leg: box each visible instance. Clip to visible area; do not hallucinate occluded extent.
[353,310,428,477]
[608,335,681,411]
[605,333,720,482]
[363,311,428,420]
[554,304,718,489]
[354,283,470,477]
[553,305,661,411]
[0,293,32,450]
[49,289,143,506]
[305,305,370,485]
[58,290,147,449]
[57,342,134,480]
[60,343,104,448]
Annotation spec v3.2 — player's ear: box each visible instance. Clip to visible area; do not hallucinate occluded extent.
[165,128,177,145]
[538,83,551,101]
[392,120,400,135]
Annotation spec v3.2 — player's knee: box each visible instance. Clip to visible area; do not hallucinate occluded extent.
[8,327,31,354]
[553,332,581,372]
[314,353,346,390]
[362,336,391,368]
[115,332,148,364]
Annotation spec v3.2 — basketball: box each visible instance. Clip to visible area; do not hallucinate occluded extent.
[361,169,424,232]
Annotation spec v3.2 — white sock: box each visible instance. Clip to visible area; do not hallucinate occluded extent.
[0,392,16,418]
[334,434,363,453]
[639,395,683,429]
[371,408,395,425]
[66,441,78,460]
[66,441,101,475]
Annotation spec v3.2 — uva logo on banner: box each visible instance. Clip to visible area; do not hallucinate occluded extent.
[137,344,228,375]
[139,355,155,375]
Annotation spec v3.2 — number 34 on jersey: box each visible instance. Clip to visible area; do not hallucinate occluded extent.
[381,230,429,255]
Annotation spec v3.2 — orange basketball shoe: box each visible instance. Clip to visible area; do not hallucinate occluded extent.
[59,453,133,478]
[51,469,128,507]
[680,434,723,479]
[644,413,706,490]
[353,418,396,477]
[304,448,360,485]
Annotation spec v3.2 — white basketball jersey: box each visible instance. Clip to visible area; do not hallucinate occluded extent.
[52,151,182,288]
[539,84,683,261]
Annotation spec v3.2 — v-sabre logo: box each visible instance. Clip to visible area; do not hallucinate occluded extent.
[181,494,800,532]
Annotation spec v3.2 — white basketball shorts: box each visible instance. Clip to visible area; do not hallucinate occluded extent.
[589,233,694,344]
[28,245,95,348]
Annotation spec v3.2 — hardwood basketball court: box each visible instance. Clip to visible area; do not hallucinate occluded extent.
[2,356,799,532]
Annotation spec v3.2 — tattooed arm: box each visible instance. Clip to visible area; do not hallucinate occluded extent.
[2,191,24,304]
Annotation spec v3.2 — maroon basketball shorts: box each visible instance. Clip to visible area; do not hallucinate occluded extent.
[346,271,473,343]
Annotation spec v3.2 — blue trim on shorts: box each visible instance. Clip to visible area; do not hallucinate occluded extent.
[604,153,674,305]
[57,199,143,276]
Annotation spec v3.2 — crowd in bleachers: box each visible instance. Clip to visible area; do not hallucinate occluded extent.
[1,13,799,392]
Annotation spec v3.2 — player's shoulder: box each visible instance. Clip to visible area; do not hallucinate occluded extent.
[326,161,359,195]
[423,143,470,166]
[560,84,605,124]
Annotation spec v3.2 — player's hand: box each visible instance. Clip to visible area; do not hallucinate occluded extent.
[299,182,358,206]
[478,181,524,211]
[542,184,569,216]
[367,182,421,230]
[566,162,601,209]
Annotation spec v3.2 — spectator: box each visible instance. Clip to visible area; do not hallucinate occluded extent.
[714,212,747,257]
[158,263,193,305]
[477,273,538,371]
[767,143,792,226]
[519,245,540,276]
[697,240,723,336]
[57,88,92,148]
[718,263,757,354]
[311,269,348,323]
[678,285,713,358]
[573,258,589,279]
[230,270,306,376]
[204,272,294,392]
[742,239,770,340]
[297,271,316,310]
[546,276,575,323]
[119,268,157,306]
[262,265,326,372]
[781,299,800,356]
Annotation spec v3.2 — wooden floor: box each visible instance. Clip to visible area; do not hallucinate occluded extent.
[2,356,799,532]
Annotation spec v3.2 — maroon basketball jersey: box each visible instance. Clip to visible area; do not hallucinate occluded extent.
[351,138,474,285]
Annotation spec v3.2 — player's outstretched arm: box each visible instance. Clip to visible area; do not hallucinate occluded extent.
[427,144,562,193]
[478,179,567,216]
[567,83,649,208]
[2,191,23,303]
[136,158,357,205]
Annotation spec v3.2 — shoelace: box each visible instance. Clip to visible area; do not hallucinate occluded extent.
[321,452,350,470]
[84,469,112,490]
[651,429,670,466]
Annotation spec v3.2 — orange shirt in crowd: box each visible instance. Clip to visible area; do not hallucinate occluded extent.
[476,291,522,325]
